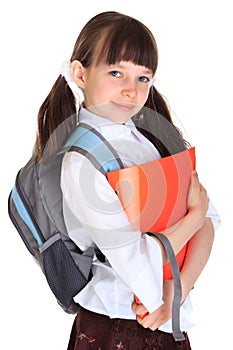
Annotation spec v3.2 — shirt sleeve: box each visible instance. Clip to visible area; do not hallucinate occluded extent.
[61,151,164,312]
[206,199,221,231]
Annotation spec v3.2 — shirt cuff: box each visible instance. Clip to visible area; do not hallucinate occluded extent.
[129,236,164,313]
[130,263,164,313]
[206,199,221,231]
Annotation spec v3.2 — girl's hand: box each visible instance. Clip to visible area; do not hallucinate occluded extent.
[187,171,209,230]
[132,279,174,330]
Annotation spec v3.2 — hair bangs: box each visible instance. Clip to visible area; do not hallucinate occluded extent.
[95,20,158,74]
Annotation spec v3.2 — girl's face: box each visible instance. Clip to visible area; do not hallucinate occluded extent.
[78,61,153,123]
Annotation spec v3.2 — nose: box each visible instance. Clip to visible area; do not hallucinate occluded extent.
[121,78,137,98]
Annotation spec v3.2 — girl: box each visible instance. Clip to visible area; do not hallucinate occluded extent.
[35,11,220,350]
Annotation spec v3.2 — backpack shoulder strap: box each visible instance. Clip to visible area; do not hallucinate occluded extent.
[146,232,185,342]
[64,123,124,175]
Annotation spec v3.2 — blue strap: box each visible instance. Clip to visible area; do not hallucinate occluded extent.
[64,123,123,173]
[12,186,43,246]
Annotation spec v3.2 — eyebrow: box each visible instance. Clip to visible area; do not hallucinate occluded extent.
[140,68,153,75]
[109,63,153,75]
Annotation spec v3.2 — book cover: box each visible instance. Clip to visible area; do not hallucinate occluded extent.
[107,147,196,279]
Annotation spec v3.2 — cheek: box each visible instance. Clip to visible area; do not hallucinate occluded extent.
[99,79,117,92]
[138,87,150,104]
[95,78,113,94]
[85,82,106,105]
[95,81,120,105]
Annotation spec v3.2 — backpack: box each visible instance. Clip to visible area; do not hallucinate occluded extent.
[8,122,123,314]
[8,122,185,341]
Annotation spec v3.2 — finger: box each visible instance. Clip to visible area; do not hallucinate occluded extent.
[191,170,200,189]
[191,169,198,179]
[136,314,161,331]
[192,175,208,198]
[188,170,201,205]
[132,303,149,318]
[200,183,207,195]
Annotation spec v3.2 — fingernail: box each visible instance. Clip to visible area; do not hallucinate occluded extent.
[138,311,149,319]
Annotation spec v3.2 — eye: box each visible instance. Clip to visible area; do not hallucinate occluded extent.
[110,71,122,78]
[138,76,150,83]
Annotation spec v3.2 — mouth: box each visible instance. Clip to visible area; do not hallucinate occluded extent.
[112,102,136,112]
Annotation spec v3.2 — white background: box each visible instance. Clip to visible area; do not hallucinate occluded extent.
[1,0,232,349]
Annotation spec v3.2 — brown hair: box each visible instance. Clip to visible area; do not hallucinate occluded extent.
[35,11,188,161]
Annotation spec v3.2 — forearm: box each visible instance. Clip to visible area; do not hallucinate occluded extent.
[133,217,215,328]
[156,210,207,265]
[180,217,214,301]
[163,211,205,258]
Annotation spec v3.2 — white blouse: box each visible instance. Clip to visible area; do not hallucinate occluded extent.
[61,107,220,333]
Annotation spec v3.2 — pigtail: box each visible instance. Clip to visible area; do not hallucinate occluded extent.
[35,76,77,162]
[145,86,172,124]
[134,86,190,156]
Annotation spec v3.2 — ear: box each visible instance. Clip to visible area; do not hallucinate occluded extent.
[70,60,87,89]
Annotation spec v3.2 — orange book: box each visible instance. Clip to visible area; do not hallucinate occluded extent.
[107,147,196,280]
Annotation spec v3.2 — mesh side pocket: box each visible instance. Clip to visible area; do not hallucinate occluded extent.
[40,234,89,313]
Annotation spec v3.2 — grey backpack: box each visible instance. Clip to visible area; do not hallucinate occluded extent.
[8,122,184,341]
[8,122,123,314]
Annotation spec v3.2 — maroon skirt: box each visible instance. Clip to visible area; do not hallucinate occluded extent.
[67,307,191,350]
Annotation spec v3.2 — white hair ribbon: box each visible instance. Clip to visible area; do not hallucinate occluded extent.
[149,76,156,88]
[60,61,84,109]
